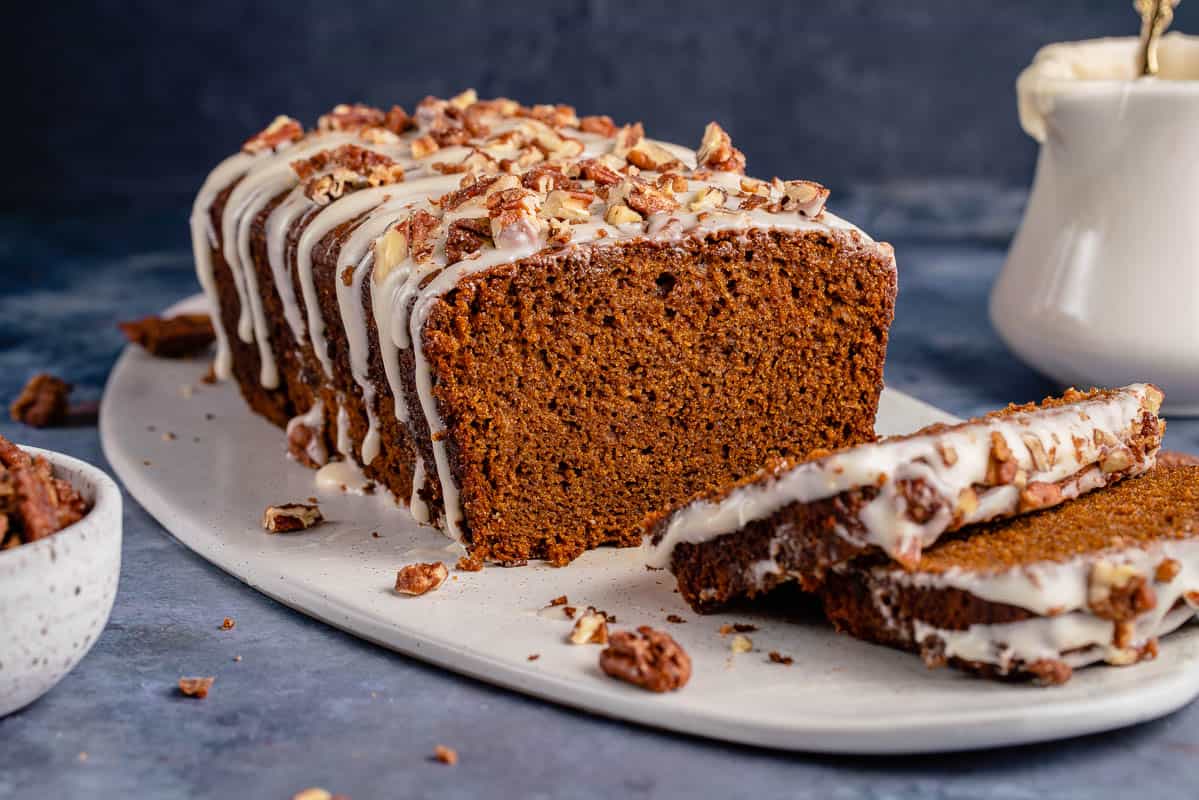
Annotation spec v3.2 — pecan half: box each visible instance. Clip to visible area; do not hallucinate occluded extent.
[599,626,691,692]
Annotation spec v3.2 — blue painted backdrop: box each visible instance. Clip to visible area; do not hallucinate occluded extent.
[9,0,1196,214]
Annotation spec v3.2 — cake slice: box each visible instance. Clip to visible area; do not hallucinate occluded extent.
[821,464,1199,684]
[648,385,1164,611]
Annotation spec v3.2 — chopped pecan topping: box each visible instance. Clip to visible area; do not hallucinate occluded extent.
[1019,480,1063,512]
[498,146,546,173]
[607,122,684,172]
[437,174,505,212]
[445,217,493,264]
[1100,447,1135,474]
[414,96,473,147]
[894,477,945,526]
[656,173,689,194]
[262,503,324,533]
[449,89,478,110]
[178,676,215,698]
[358,126,401,146]
[599,626,691,692]
[520,103,579,129]
[10,374,72,428]
[739,176,770,196]
[384,104,415,133]
[542,189,596,221]
[985,432,1020,485]
[1022,434,1052,471]
[778,179,830,217]
[243,115,304,154]
[687,186,727,212]
[318,103,386,132]
[604,203,643,226]
[579,114,618,136]
[571,158,624,186]
[118,313,216,358]
[293,145,404,203]
[567,607,609,645]
[411,135,440,159]
[546,218,573,247]
[613,179,679,217]
[395,561,449,596]
[487,187,544,249]
[522,165,578,193]
[695,121,746,174]
[373,211,442,280]
[1088,561,1156,621]
[738,193,769,211]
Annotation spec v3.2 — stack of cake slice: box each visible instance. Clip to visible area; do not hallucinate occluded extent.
[648,383,1199,684]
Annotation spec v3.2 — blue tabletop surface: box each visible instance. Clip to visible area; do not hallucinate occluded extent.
[2,197,1198,799]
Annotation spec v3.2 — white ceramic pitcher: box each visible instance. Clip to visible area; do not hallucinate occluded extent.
[990,33,1199,413]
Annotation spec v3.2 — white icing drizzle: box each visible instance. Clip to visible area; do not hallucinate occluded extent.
[335,397,352,457]
[285,399,327,467]
[219,135,356,387]
[315,459,374,495]
[410,457,431,524]
[650,384,1161,568]
[899,537,1199,673]
[189,150,257,379]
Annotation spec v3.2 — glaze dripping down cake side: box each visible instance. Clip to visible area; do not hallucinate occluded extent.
[191,92,897,565]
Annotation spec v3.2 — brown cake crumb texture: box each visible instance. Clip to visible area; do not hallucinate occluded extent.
[822,466,1199,683]
[0,433,90,548]
[119,313,217,358]
[433,745,458,765]
[10,374,72,428]
[599,626,691,692]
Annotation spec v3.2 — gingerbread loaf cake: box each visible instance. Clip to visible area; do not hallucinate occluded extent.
[821,464,1199,684]
[191,92,897,565]
[649,384,1164,611]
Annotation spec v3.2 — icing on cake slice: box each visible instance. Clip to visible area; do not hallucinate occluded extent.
[821,464,1199,684]
[649,384,1164,612]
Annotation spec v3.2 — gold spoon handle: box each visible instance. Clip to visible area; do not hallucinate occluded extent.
[1136,0,1181,76]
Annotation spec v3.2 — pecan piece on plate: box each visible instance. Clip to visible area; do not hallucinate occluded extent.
[599,626,691,692]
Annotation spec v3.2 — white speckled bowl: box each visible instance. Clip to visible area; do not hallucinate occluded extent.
[0,447,121,717]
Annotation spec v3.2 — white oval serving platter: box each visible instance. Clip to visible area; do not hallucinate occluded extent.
[99,295,1199,754]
